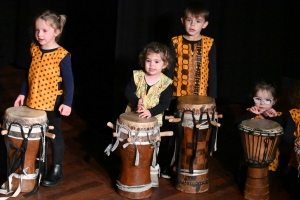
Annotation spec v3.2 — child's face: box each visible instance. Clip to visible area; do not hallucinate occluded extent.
[144,53,167,77]
[181,13,208,38]
[35,18,60,49]
[253,89,275,113]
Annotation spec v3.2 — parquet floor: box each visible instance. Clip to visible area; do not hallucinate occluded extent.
[0,65,293,199]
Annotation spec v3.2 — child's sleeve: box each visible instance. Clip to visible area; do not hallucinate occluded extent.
[283,112,297,145]
[234,110,256,126]
[208,42,217,98]
[125,77,139,107]
[60,54,74,107]
[148,85,172,116]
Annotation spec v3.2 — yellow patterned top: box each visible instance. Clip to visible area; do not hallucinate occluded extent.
[171,35,213,96]
[125,70,172,126]
[26,43,69,111]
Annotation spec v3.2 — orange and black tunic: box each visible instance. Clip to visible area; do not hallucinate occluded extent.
[20,43,74,111]
[166,35,217,98]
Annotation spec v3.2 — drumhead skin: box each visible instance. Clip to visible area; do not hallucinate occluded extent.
[177,95,215,113]
[239,119,283,135]
[4,106,47,126]
[119,112,158,130]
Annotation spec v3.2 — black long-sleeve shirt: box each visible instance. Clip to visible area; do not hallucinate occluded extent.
[125,76,172,116]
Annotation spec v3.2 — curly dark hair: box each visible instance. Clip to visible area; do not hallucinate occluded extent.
[139,42,172,71]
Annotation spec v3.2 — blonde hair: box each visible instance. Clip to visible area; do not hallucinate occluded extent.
[34,10,67,42]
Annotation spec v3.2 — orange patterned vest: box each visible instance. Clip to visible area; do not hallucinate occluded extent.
[246,109,282,171]
[288,108,300,169]
[171,35,213,96]
[26,43,69,111]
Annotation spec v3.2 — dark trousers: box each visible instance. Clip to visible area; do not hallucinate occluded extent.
[46,105,64,165]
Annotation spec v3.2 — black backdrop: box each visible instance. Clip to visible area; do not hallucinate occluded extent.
[0,0,299,132]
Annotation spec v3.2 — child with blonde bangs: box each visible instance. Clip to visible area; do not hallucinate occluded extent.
[14,10,74,187]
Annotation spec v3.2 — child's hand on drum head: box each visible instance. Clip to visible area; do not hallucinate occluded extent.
[58,104,72,116]
[137,106,152,119]
[14,95,25,107]
[137,98,143,111]
[295,138,300,148]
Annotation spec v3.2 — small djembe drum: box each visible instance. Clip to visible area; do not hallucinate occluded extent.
[108,112,161,199]
[0,106,49,197]
[175,95,220,193]
[238,119,283,200]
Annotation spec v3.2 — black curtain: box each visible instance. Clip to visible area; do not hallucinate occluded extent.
[114,0,300,118]
[1,0,300,130]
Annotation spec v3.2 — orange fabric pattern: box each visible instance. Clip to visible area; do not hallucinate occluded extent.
[171,35,213,96]
[26,43,68,111]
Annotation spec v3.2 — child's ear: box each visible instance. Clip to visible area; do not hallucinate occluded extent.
[202,21,209,29]
[181,18,184,25]
[54,29,61,37]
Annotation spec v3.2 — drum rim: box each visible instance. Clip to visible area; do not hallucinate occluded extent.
[177,95,215,104]
[238,119,283,135]
[118,112,158,128]
[4,106,47,122]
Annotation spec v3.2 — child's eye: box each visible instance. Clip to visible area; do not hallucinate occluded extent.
[266,99,272,103]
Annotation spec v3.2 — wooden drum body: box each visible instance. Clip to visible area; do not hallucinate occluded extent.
[114,112,160,199]
[175,96,216,193]
[2,106,47,193]
[238,119,283,200]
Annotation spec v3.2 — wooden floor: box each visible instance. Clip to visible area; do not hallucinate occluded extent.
[0,65,294,199]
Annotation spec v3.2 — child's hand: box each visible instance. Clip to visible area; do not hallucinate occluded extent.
[249,106,262,115]
[137,98,143,111]
[137,106,152,119]
[295,138,300,148]
[14,95,25,107]
[58,104,72,116]
[263,108,277,117]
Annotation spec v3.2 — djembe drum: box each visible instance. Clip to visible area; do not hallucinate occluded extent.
[175,95,219,193]
[109,112,160,199]
[0,106,48,197]
[239,119,283,200]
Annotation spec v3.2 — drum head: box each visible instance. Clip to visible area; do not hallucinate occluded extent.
[118,112,158,130]
[239,119,283,135]
[4,106,47,126]
[177,95,215,112]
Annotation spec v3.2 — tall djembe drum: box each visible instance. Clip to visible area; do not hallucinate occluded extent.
[0,106,52,197]
[174,95,220,193]
[238,119,283,200]
[106,112,161,199]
